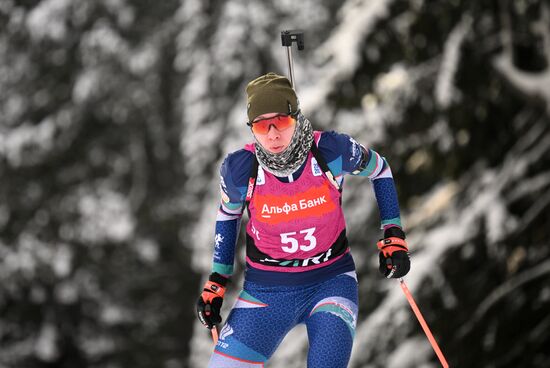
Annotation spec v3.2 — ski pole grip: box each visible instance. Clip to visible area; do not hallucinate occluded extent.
[281,30,305,50]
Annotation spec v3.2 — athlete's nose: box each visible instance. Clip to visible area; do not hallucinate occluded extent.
[266,125,280,139]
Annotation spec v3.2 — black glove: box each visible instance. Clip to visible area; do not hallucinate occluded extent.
[378,227,410,279]
[196,273,228,329]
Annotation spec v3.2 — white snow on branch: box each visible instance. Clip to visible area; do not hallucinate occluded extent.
[80,21,130,62]
[350,120,549,366]
[26,0,72,41]
[358,60,438,145]
[493,53,550,115]
[72,68,102,103]
[458,257,550,337]
[76,185,135,244]
[0,108,79,167]
[0,119,56,167]
[0,236,73,292]
[435,15,472,109]
[386,336,435,368]
[35,323,59,361]
[300,0,396,112]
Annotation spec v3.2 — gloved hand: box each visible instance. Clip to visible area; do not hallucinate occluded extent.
[196,273,228,329]
[378,227,410,278]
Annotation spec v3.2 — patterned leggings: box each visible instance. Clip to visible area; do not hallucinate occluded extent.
[208,272,359,367]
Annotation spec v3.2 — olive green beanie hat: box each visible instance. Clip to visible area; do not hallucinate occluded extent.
[246,72,299,122]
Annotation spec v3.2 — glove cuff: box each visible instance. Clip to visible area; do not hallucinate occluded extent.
[383,226,406,239]
[209,272,229,286]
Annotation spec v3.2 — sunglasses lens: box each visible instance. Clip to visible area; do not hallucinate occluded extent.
[251,115,295,134]
[250,120,269,134]
[275,115,295,130]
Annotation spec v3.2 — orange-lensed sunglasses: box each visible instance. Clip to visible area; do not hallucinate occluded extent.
[247,115,296,135]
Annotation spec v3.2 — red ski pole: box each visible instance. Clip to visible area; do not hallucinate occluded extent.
[204,304,219,345]
[210,325,219,345]
[399,278,449,368]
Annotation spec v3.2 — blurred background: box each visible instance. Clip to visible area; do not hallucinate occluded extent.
[1,0,549,367]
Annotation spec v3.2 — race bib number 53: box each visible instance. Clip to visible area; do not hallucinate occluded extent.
[280,227,317,253]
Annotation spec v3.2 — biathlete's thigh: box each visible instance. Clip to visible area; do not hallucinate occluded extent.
[208,282,300,367]
[302,272,359,368]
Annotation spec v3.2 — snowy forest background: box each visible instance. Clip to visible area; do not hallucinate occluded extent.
[1,0,549,367]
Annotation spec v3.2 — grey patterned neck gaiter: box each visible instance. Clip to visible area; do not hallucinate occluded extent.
[254,113,314,177]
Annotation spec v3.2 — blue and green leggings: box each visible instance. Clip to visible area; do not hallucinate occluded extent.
[208,272,359,367]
